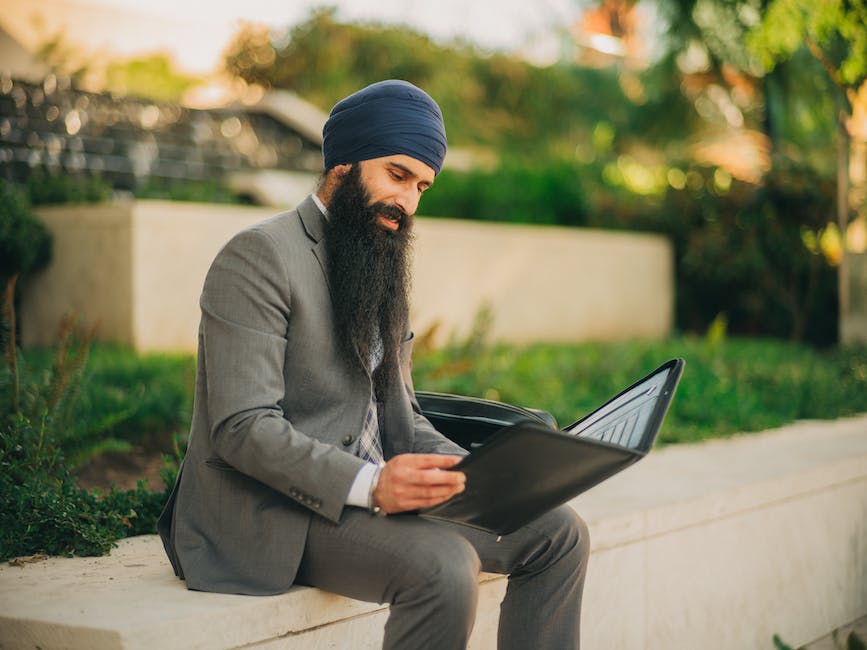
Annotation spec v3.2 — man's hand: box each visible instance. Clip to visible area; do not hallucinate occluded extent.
[373,454,465,514]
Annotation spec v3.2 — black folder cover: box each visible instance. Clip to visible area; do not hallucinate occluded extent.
[420,359,684,535]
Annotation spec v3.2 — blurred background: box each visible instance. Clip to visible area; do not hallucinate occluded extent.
[1,7,867,645]
[1,0,865,346]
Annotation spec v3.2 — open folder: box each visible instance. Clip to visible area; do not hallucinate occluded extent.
[418,358,685,535]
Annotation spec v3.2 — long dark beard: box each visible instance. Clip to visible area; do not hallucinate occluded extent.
[324,165,414,399]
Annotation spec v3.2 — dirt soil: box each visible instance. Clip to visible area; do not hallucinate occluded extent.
[75,445,169,493]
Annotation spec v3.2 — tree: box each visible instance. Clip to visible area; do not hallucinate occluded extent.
[643,0,864,341]
[104,54,198,104]
[747,0,867,340]
[222,8,633,158]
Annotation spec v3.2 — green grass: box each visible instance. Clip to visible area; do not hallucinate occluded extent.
[17,337,867,461]
[18,343,195,465]
[4,335,865,561]
[412,337,867,445]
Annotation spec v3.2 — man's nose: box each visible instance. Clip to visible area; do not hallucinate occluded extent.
[393,187,420,217]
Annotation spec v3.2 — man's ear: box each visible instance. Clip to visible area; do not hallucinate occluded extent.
[318,163,352,206]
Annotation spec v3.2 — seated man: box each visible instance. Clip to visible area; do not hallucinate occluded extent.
[159,79,590,649]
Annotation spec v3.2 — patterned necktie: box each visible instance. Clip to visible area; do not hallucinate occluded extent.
[358,336,383,465]
[358,398,384,464]
[357,336,384,464]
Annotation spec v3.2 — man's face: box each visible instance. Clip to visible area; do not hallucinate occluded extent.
[353,154,436,233]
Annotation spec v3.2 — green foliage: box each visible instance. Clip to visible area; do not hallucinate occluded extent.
[773,634,795,650]
[641,159,839,345]
[133,177,241,204]
[3,304,866,560]
[761,49,840,170]
[774,628,867,650]
[35,32,202,104]
[21,343,195,467]
[105,53,199,104]
[0,446,162,560]
[24,167,112,206]
[412,335,867,446]
[748,0,867,91]
[223,8,632,157]
[0,181,52,287]
[0,285,174,561]
[420,158,589,226]
[220,5,850,346]
[663,0,767,76]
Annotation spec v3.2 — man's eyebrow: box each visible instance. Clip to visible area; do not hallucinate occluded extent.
[389,161,433,187]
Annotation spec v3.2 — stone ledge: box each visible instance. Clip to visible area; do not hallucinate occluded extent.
[1,414,866,650]
[575,415,867,550]
[0,535,506,650]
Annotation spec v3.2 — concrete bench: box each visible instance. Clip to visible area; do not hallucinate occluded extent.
[2,414,866,649]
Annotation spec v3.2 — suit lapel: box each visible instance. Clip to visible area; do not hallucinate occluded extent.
[298,196,332,296]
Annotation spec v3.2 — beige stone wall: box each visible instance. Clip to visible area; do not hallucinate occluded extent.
[412,217,673,344]
[21,203,136,346]
[22,201,275,350]
[127,201,276,351]
[22,200,674,351]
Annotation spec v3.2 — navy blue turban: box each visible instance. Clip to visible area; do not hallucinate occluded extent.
[322,80,447,174]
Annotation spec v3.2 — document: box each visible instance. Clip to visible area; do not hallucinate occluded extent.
[419,359,685,535]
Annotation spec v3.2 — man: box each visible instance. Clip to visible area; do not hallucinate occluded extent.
[159,80,589,649]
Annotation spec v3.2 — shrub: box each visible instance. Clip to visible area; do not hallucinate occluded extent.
[641,160,839,346]
[420,158,589,227]
[22,342,195,467]
[0,180,52,288]
[24,167,112,205]
[133,177,240,204]
[0,280,173,561]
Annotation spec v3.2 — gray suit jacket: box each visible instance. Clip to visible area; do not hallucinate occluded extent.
[158,196,464,595]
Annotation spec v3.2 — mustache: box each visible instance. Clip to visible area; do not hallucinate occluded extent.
[372,202,409,223]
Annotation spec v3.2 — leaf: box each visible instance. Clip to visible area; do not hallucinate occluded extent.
[848,630,867,650]
[773,633,795,650]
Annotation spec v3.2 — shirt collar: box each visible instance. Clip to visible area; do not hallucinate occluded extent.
[312,193,329,218]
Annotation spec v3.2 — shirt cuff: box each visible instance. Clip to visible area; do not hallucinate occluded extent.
[346,462,380,508]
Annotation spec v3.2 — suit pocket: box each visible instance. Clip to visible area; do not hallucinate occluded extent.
[204,457,237,472]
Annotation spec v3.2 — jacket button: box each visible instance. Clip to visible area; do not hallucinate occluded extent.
[341,435,355,446]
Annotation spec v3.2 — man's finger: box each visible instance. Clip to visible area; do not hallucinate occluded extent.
[391,482,464,500]
[388,464,465,488]
[388,484,465,510]
[392,453,464,469]
[410,468,466,486]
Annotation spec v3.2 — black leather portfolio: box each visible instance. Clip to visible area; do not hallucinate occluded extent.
[418,358,685,535]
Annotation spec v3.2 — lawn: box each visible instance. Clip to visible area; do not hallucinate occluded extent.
[3,335,865,560]
[24,335,865,461]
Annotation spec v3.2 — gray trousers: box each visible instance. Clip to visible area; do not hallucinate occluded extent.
[295,504,590,649]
